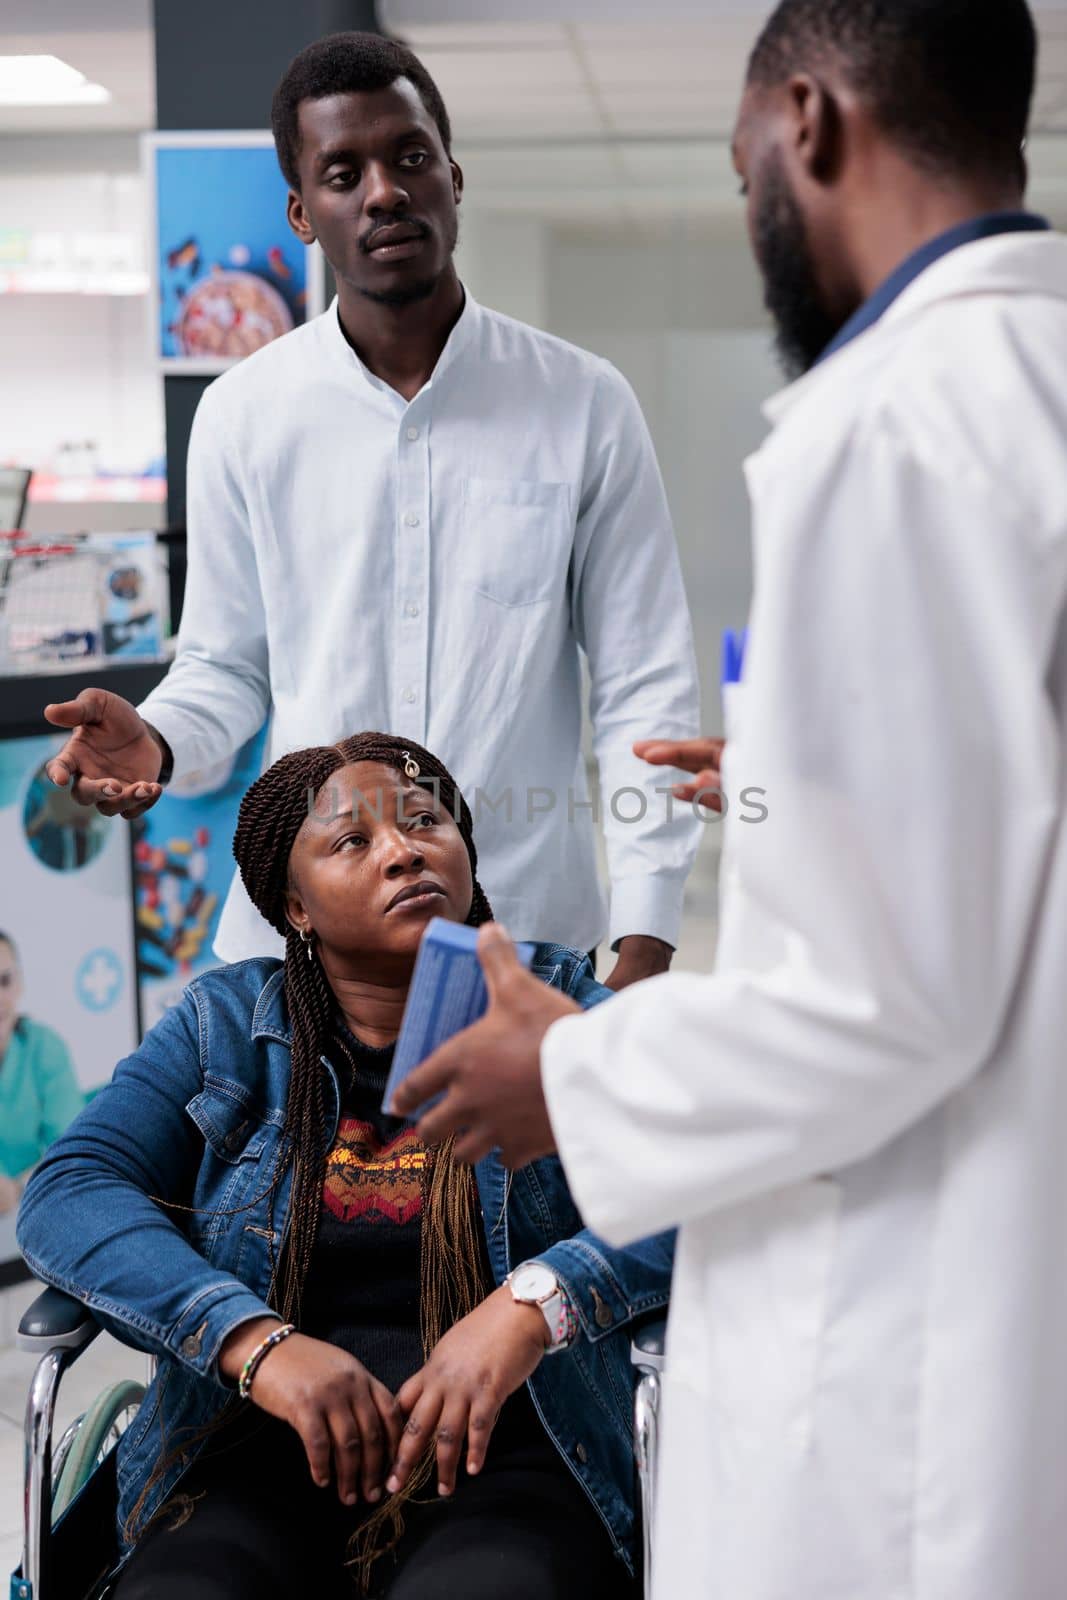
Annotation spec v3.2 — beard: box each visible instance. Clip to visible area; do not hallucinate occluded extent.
[753,152,840,379]
[358,274,440,308]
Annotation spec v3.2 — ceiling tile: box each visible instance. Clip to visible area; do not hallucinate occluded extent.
[0,27,153,133]
[416,46,585,91]
[600,90,739,138]
[617,141,732,182]
[386,20,569,49]
[586,51,739,94]
[574,20,762,51]
[456,111,605,143]
[461,144,620,187]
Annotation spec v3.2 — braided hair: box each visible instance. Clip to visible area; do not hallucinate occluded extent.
[233,732,494,1582]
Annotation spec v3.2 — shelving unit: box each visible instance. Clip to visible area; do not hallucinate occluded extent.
[0,270,148,295]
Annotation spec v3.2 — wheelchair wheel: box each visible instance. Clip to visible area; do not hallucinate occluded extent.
[52,1415,84,1486]
[52,1378,146,1520]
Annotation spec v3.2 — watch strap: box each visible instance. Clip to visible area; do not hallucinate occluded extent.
[543,1284,578,1353]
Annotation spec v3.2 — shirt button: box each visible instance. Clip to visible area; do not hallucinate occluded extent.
[403,512,420,528]
[181,1333,202,1358]
[403,688,417,704]
[405,426,420,441]
[406,603,420,618]
[575,1442,589,1465]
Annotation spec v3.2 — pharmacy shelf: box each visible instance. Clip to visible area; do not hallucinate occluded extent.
[28,476,166,505]
[0,660,169,738]
[0,272,149,296]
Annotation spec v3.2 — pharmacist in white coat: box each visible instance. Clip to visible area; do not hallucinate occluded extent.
[394,2,1067,1596]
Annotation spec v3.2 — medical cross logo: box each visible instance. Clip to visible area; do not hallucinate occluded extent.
[76,948,123,1013]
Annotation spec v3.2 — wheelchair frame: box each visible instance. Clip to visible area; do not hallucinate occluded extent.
[12,1286,666,1600]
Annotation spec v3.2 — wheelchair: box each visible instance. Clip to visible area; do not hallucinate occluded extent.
[11,1284,666,1600]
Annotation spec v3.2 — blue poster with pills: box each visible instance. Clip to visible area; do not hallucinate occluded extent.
[0,732,139,1270]
[146,132,325,375]
[133,729,267,1031]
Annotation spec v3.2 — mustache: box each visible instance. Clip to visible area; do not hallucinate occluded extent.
[359,216,432,254]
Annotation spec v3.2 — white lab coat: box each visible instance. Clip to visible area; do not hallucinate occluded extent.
[542,231,1067,1600]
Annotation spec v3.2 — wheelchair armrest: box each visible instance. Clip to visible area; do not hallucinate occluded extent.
[17,1285,101,1356]
[630,1315,667,1375]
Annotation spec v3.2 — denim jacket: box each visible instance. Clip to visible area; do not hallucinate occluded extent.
[18,946,672,1576]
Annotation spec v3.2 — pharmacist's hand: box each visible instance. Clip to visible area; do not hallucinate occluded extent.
[44,689,166,818]
[219,1319,404,1506]
[391,924,578,1167]
[634,736,725,814]
[389,1286,549,1498]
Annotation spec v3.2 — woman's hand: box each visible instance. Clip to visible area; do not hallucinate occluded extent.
[387,1286,550,1499]
[219,1319,404,1506]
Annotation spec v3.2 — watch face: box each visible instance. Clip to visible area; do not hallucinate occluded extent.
[511,1262,556,1303]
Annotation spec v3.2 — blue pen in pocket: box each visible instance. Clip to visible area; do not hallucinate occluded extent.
[721,627,748,688]
[721,626,748,741]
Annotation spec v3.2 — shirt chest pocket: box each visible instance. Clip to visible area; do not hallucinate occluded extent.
[186,1087,274,1167]
[460,477,572,608]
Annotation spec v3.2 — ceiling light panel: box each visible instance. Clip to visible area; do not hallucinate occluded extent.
[0,53,111,106]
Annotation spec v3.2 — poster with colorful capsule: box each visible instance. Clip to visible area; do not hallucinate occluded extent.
[0,731,139,1271]
[133,728,267,1029]
[145,132,326,374]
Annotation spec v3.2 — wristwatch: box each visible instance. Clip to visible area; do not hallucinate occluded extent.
[506,1261,574,1354]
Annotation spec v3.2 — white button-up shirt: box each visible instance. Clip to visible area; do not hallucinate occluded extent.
[140,291,701,961]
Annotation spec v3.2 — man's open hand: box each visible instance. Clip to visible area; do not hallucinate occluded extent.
[389,924,579,1168]
[44,688,165,819]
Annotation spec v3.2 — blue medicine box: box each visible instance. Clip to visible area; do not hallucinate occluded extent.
[383,919,536,1118]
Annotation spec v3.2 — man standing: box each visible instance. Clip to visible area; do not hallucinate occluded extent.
[394,3,1067,1596]
[45,34,700,986]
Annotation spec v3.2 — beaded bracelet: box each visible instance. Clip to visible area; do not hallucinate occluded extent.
[238,1322,296,1399]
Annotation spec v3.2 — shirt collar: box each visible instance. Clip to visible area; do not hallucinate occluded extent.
[324,283,481,398]
[250,966,290,1045]
[815,210,1051,367]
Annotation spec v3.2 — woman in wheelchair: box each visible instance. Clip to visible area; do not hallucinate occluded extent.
[17,732,671,1600]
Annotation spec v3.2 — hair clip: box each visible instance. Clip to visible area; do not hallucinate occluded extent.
[402,751,421,779]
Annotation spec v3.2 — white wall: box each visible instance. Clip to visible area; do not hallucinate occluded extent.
[456,213,548,328]
[546,223,778,733]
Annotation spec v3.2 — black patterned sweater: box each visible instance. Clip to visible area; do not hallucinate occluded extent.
[301,1031,432,1394]
[300,1027,562,1461]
